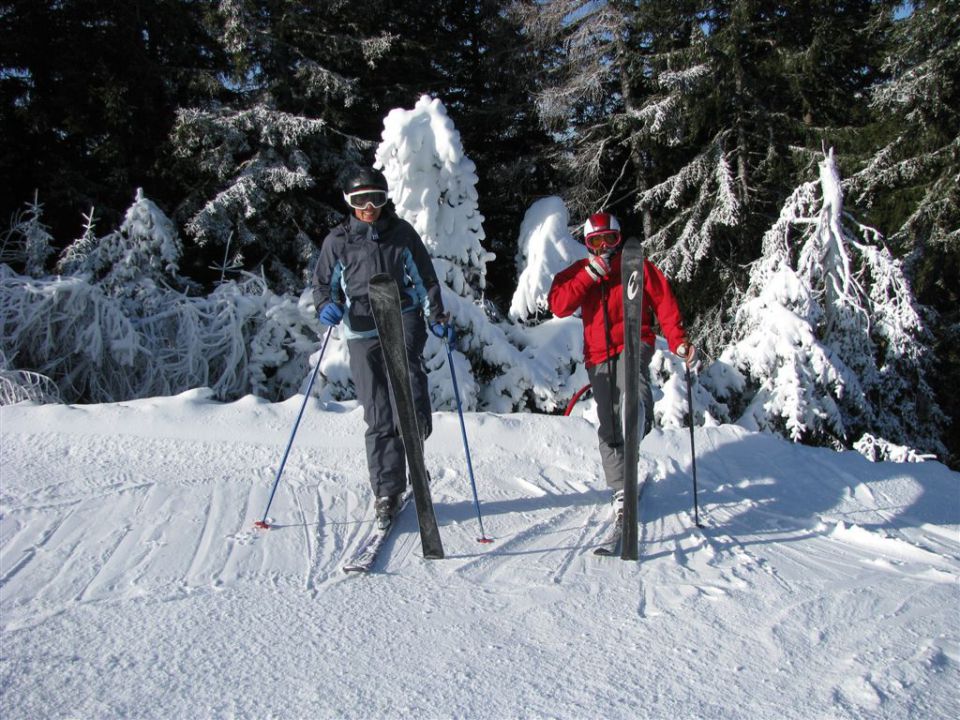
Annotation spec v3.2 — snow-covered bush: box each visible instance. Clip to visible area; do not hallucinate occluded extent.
[854,434,937,464]
[509,197,585,324]
[0,350,61,405]
[1,190,325,404]
[0,264,324,404]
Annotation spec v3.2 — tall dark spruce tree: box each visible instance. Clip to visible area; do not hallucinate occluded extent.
[852,0,960,465]
[0,0,223,253]
[854,0,959,264]
[518,0,675,220]
[170,0,395,290]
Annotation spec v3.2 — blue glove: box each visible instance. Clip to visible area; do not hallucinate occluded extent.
[319,302,344,326]
[430,319,456,349]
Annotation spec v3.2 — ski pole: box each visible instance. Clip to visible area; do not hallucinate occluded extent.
[254,326,334,530]
[445,344,493,543]
[685,363,702,528]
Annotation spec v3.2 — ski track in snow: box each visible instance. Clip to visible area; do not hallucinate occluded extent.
[1,396,958,719]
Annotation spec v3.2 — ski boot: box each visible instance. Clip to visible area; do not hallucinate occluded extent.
[611,489,624,525]
[375,494,402,530]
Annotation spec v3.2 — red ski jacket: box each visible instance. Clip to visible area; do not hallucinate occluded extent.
[548,252,688,368]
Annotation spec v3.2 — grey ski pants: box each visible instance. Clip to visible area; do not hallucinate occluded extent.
[586,343,655,491]
[348,310,432,498]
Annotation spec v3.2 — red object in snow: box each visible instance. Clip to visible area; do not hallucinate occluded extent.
[564,384,592,416]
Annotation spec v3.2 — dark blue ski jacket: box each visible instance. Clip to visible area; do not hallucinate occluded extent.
[312,209,445,339]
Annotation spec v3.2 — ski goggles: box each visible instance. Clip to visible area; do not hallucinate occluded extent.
[344,189,388,210]
[584,231,622,251]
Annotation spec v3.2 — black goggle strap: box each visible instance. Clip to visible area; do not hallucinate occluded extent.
[344,189,388,209]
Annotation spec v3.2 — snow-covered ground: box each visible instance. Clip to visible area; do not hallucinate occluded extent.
[1,391,958,719]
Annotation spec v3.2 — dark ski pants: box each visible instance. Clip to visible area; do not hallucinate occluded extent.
[586,343,655,491]
[348,311,432,498]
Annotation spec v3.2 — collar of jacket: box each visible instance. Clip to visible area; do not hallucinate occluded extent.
[348,210,393,238]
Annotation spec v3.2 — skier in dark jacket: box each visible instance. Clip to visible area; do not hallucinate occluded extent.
[548,211,696,521]
[313,167,455,527]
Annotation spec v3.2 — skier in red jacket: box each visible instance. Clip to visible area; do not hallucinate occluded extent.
[548,211,696,520]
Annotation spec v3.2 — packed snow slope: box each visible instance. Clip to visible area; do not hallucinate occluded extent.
[1,390,958,720]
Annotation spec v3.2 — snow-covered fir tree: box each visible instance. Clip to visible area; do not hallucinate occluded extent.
[56,207,99,277]
[376,95,495,300]
[703,149,945,460]
[0,193,55,278]
[56,189,185,305]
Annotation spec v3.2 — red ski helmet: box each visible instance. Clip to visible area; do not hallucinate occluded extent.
[582,212,622,249]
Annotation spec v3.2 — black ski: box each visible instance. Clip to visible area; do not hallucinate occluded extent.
[620,237,645,560]
[343,492,413,573]
[367,274,444,560]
